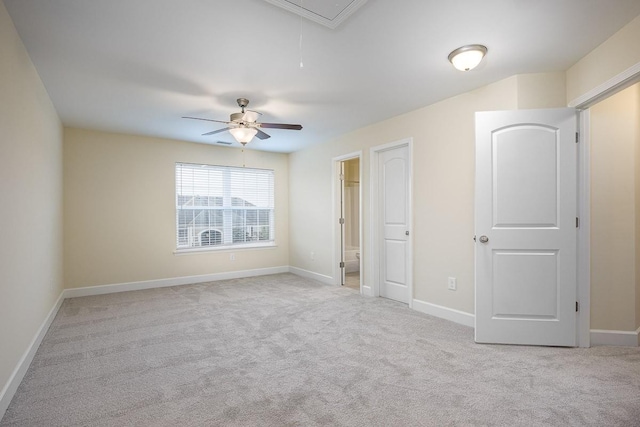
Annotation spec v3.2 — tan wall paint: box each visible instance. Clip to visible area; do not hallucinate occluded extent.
[566,15,640,103]
[0,2,63,398]
[516,72,567,109]
[64,128,289,288]
[289,74,565,314]
[590,83,639,331]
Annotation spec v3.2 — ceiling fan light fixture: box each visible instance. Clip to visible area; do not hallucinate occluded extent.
[229,126,258,144]
[448,44,487,71]
[183,98,302,145]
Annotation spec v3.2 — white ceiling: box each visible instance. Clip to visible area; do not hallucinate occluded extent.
[4,0,640,153]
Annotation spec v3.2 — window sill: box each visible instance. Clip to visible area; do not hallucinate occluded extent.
[173,241,277,255]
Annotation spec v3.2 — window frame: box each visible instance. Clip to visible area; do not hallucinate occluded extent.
[174,162,276,253]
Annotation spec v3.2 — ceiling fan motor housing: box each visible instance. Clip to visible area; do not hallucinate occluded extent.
[230,111,260,125]
[230,112,247,123]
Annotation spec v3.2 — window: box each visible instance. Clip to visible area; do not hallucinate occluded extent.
[176,162,275,251]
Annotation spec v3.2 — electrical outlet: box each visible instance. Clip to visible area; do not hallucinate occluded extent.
[448,277,457,291]
[230,253,235,261]
[310,251,315,260]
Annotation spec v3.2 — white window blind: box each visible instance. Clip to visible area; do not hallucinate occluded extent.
[176,162,275,250]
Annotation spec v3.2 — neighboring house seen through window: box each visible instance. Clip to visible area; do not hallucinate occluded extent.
[176,162,275,251]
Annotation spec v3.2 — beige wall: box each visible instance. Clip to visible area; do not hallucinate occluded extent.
[289,73,565,314]
[590,84,640,331]
[64,128,289,288]
[516,72,567,109]
[566,15,640,103]
[0,2,63,399]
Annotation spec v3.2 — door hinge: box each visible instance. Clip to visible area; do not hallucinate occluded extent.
[339,261,345,268]
[339,218,345,225]
[576,301,579,312]
[339,173,345,181]
[576,132,579,143]
[576,217,579,228]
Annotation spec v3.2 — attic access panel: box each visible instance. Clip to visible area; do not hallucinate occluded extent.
[263,0,367,29]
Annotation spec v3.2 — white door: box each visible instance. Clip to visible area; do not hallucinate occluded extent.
[379,144,411,303]
[475,108,577,347]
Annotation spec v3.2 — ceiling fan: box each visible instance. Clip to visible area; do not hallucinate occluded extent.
[183,98,303,145]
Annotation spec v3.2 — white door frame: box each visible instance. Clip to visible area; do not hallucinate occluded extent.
[332,151,363,290]
[569,61,640,347]
[369,138,413,306]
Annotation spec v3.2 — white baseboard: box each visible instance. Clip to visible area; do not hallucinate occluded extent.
[590,327,640,347]
[412,298,475,328]
[288,266,334,285]
[63,266,290,298]
[0,292,65,418]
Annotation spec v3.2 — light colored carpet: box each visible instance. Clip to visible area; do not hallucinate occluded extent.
[2,273,639,426]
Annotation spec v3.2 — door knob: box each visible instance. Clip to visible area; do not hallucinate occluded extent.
[405,231,410,236]
[479,235,489,243]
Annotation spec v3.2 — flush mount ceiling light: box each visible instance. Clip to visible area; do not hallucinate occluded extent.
[228,126,258,145]
[448,44,488,71]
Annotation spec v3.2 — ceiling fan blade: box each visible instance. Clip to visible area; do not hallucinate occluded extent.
[255,129,271,140]
[260,123,303,130]
[202,128,230,136]
[183,116,230,125]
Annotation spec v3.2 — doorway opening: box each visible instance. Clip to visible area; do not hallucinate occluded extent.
[570,64,640,347]
[333,153,362,291]
[580,82,640,347]
[341,158,361,290]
